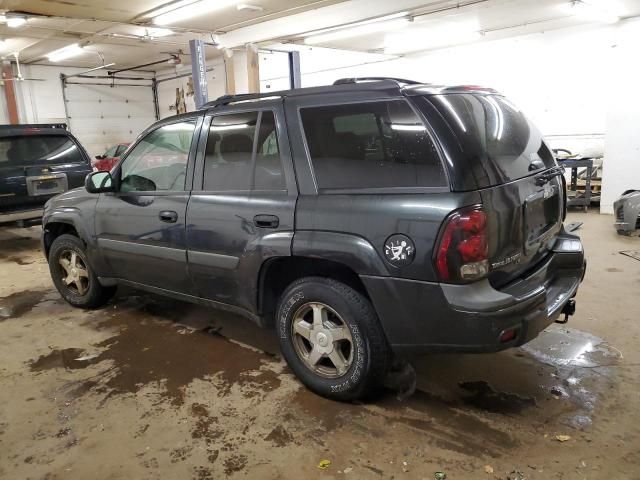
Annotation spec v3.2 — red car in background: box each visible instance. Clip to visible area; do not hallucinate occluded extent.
[93,143,129,171]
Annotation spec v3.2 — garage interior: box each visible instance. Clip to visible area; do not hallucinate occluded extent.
[1,0,640,479]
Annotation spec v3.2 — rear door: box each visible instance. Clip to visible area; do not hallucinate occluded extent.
[415,93,563,286]
[186,99,296,313]
[94,114,202,293]
[0,131,90,214]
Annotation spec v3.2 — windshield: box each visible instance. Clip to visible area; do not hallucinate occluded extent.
[416,93,556,187]
[0,135,84,166]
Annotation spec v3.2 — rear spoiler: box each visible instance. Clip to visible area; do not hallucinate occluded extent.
[0,123,67,130]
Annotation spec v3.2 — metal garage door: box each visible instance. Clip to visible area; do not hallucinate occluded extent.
[63,81,157,157]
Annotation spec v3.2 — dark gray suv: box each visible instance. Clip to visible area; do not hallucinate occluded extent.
[42,78,586,400]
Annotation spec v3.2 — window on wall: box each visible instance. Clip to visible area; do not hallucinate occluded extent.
[300,100,447,190]
[203,110,285,191]
[120,120,196,192]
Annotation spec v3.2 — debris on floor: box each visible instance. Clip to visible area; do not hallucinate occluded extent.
[484,465,494,474]
[619,250,640,262]
[555,434,572,442]
[317,459,331,469]
[566,221,583,232]
[434,472,447,480]
[507,470,526,480]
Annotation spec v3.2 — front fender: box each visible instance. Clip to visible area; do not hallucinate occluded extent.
[292,230,389,276]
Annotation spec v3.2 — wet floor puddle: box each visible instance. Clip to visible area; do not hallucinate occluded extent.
[0,290,49,320]
[29,295,281,406]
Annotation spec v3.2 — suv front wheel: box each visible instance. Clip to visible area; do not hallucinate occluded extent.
[48,234,116,308]
[276,277,390,401]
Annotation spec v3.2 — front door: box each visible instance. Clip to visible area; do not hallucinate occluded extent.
[186,101,297,313]
[94,115,202,294]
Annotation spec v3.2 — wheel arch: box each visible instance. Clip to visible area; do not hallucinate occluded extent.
[43,220,84,259]
[257,256,373,323]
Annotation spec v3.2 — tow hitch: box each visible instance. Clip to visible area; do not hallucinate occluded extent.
[556,299,576,324]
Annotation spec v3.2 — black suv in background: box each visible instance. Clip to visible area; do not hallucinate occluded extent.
[0,124,92,225]
[42,78,586,400]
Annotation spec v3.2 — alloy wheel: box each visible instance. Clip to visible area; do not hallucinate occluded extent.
[58,249,89,296]
[291,302,354,378]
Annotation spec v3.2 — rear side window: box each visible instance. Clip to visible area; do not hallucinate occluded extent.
[300,100,446,191]
[203,110,285,192]
[426,94,555,183]
[0,135,83,165]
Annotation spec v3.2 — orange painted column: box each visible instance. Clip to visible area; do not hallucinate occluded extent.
[1,61,19,124]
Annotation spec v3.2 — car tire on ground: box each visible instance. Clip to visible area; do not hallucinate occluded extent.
[48,234,116,308]
[276,276,391,401]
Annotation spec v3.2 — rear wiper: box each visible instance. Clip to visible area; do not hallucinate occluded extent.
[535,165,565,186]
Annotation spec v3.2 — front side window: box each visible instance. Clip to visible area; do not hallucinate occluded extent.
[0,135,83,165]
[203,110,285,191]
[300,100,446,190]
[120,121,196,192]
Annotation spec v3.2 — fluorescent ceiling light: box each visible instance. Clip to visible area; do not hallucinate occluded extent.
[47,43,85,62]
[237,4,263,12]
[146,27,174,37]
[7,16,27,28]
[304,18,409,45]
[0,15,6,23]
[568,0,621,24]
[384,22,481,55]
[302,12,408,37]
[153,0,240,25]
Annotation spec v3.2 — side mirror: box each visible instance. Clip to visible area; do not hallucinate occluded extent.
[85,171,115,194]
[95,154,105,160]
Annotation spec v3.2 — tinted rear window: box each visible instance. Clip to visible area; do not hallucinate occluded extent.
[0,135,84,165]
[300,100,447,191]
[425,94,555,184]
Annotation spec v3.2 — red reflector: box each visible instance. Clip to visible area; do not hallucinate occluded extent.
[500,329,518,343]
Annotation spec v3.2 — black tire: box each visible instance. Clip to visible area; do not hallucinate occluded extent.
[276,277,391,401]
[48,234,115,308]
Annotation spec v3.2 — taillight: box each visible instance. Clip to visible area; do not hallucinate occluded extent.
[435,205,489,283]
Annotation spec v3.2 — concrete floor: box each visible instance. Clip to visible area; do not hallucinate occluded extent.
[0,211,639,479]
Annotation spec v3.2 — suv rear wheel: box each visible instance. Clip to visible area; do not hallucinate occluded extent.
[276,277,390,401]
[48,234,115,308]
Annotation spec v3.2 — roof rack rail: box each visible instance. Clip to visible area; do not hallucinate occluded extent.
[333,77,421,86]
[204,92,282,109]
[0,123,67,130]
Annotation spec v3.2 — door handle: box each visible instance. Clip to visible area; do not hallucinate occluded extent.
[159,210,178,223]
[253,214,279,228]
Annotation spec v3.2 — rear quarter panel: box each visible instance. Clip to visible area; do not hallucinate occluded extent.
[294,192,480,281]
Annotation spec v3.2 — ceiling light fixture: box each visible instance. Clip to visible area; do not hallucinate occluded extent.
[383,22,481,55]
[303,14,410,45]
[47,43,85,62]
[146,27,174,37]
[237,4,263,12]
[568,0,621,24]
[302,12,408,40]
[152,0,241,25]
[6,16,27,28]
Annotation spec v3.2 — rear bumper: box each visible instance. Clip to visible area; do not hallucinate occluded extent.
[361,231,586,354]
[0,208,43,224]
